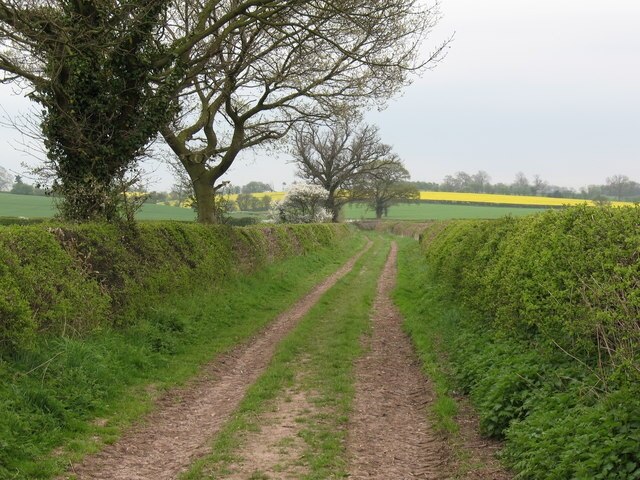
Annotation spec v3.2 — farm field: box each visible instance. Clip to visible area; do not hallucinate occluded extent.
[2,192,552,221]
[0,192,196,221]
[343,201,549,220]
[417,190,633,207]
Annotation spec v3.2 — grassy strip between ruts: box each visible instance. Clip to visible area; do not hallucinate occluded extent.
[395,239,500,479]
[0,233,367,480]
[182,235,391,480]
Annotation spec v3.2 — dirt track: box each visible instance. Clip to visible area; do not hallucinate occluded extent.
[64,242,371,480]
[346,241,510,479]
[64,238,510,479]
[347,242,450,479]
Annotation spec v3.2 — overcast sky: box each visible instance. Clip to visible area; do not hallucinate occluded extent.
[1,0,639,191]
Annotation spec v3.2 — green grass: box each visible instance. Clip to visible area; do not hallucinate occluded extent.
[183,235,391,480]
[0,192,57,218]
[344,202,548,220]
[394,239,459,433]
[0,233,367,480]
[0,192,196,221]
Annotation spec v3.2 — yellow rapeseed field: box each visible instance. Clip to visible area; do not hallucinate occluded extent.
[418,191,632,208]
[167,190,632,210]
[226,191,285,202]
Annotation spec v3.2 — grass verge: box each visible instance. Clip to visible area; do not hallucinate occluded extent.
[0,233,366,480]
[394,238,458,433]
[182,236,391,480]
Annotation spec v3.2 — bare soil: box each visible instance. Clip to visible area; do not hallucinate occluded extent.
[63,242,370,480]
[221,384,313,479]
[346,241,511,479]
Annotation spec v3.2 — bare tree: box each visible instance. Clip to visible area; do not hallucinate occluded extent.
[351,158,418,219]
[511,172,530,195]
[531,174,548,196]
[605,174,632,200]
[442,171,473,192]
[471,170,491,193]
[291,120,396,221]
[161,0,448,222]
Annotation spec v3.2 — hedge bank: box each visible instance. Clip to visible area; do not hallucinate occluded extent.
[409,206,640,479]
[421,205,640,378]
[0,222,360,478]
[0,222,349,352]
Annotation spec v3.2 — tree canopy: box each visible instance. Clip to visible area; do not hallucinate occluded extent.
[290,119,398,221]
[351,159,418,218]
[157,0,447,222]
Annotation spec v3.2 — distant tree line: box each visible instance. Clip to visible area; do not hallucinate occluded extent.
[411,171,640,202]
[1,174,47,196]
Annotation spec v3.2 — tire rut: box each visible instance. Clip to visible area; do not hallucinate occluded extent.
[347,241,511,479]
[347,241,450,479]
[63,241,372,480]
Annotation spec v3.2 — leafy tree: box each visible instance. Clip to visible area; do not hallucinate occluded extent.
[442,171,473,192]
[10,175,31,195]
[241,182,272,194]
[351,159,418,219]
[291,120,396,221]
[410,180,440,191]
[260,195,272,211]
[236,193,259,211]
[270,184,331,224]
[0,1,187,220]
[161,0,448,222]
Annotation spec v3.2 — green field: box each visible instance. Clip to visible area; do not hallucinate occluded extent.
[0,192,196,221]
[0,192,550,222]
[343,202,549,220]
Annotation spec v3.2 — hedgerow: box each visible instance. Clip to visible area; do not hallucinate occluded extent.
[424,206,640,379]
[0,222,350,353]
[410,206,640,479]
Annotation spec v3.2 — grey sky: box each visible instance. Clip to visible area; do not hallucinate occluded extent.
[1,0,639,191]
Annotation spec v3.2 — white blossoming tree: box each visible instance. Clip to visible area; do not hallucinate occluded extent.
[270,184,332,224]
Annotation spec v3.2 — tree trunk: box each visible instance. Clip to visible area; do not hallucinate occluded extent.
[193,180,217,223]
[326,190,340,222]
[187,166,219,224]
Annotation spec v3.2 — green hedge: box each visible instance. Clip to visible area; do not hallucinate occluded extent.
[423,206,640,378]
[0,222,349,352]
[414,206,640,478]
